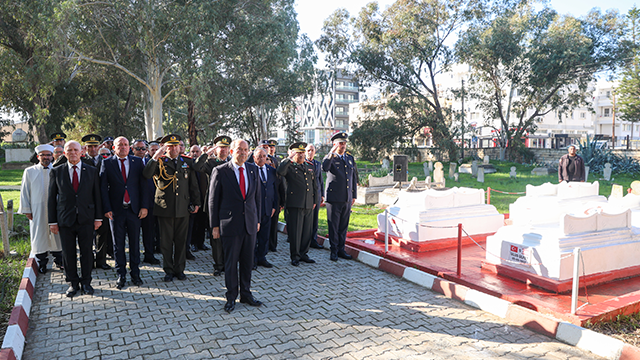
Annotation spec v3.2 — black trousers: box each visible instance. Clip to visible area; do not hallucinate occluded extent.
[140,210,157,260]
[59,222,94,286]
[211,230,225,271]
[94,217,113,266]
[187,208,208,249]
[287,207,313,261]
[268,207,280,251]
[255,214,272,263]
[311,200,320,244]
[222,231,256,302]
[326,201,351,256]
[110,208,141,278]
[157,216,189,276]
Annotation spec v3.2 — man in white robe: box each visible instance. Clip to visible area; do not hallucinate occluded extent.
[19,144,63,273]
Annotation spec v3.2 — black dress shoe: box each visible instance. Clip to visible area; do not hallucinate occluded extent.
[252,264,258,271]
[82,284,94,295]
[224,300,235,313]
[116,276,126,289]
[198,244,210,251]
[66,285,80,298]
[98,263,112,270]
[176,273,187,280]
[269,247,277,252]
[291,260,300,266]
[186,251,195,260]
[132,277,143,286]
[38,264,48,274]
[300,257,316,264]
[330,254,338,262]
[213,269,223,276]
[310,242,323,249]
[164,274,174,282]
[240,296,263,307]
[190,245,198,252]
[257,260,274,268]
[143,257,161,265]
[338,252,353,260]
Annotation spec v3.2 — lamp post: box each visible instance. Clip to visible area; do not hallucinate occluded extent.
[461,79,465,159]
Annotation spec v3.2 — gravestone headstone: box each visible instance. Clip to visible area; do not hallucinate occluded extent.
[449,162,456,179]
[433,162,444,184]
[477,168,485,183]
[428,161,433,172]
[471,160,478,176]
[603,163,612,181]
[382,158,390,170]
[509,166,517,179]
[454,173,459,182]
[423,162,430,177]
[483,155,490,165]
[407,177,419,191]
[611,184,624,199]
[585,166,590,182]
[425,176,432,187]
[631,180,640,195]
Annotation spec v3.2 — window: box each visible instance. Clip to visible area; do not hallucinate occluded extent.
[606,91,611,98]
[604,108,610,117]
[624,124,632,131]
[580,112,586,119]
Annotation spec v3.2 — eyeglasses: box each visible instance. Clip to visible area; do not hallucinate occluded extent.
[133,147,147,151]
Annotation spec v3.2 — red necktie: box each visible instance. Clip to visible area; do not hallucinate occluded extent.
[72,165,79,192]
[239,167,246,199]
[120,158,130,203]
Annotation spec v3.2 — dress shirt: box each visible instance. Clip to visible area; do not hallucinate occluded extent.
[231,161,249,194]
[68,161,82,183]
[117,156,130,177]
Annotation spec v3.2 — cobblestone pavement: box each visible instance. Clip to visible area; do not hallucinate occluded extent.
[23,234,601,360]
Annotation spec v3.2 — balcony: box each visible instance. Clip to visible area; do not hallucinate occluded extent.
[336,98,358,104]
[336,85,359,91]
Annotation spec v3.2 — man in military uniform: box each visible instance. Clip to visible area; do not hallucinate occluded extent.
[82,134,113,269]
[306,144,324,249]
[82,134,103,167]
[101,136,114,153]
[277,142,317,266]
[323,132,358,262]
[143,134,201,281]
[194,135,232,276]
[30,132,66,164]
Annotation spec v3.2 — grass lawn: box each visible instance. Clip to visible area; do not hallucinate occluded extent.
[0,169,25,186]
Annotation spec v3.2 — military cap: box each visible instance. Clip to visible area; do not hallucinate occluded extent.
[82,134,102,145]
[267,139,278,146]
[50,132,67,141]
[155,136,164,143]
[160,134,181,145]
[289,142,307,153]
[103,136,114,142]
[331,132,348,143]
[259,140,269,146]
[213,135,232,147]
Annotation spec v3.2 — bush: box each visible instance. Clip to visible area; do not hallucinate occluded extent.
[580,135,640,175]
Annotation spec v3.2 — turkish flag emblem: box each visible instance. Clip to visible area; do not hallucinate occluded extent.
[510,245,518,252]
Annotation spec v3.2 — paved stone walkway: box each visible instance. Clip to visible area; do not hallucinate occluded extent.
[23,234,601,359]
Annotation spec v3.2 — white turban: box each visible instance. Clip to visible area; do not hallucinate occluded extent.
[35,144,55,154]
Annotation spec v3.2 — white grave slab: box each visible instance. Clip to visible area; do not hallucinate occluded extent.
[377,187,504,242]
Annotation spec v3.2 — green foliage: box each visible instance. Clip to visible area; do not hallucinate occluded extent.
[456,1,624,158]
[580,135,640,174]
[619,7,640,123]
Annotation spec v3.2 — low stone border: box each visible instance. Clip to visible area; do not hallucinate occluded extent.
[334,241,640,360]
[1,257,37,360]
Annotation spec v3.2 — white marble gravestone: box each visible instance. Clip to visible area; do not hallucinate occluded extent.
[509,166,517,179]
[433,162,444,184]
[585,166,590,182]
[471,160,478,176]
[424,162,430,177]
[477,168,485,183]
[449,162,456,179]
[428,161,433,172]
[483,155,490,165]
[382,159,390,170]
[603,163,612,181]
[454,173,459,182]
[377,187,504,242]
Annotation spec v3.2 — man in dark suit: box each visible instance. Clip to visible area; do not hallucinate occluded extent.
[141,142,161,264]
[209,139,263,313]
[187,144,210,255]
[143,134,201,282]
[48,140,103,297]
[267,139,283,252]
[305,144,324,249]
[252,147,278,269]
[101,136,149,289]
[277,142,317,266]
[323,132,358,262]
[194,135,231,276]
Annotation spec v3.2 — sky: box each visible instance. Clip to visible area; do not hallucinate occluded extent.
[295,0,639,43]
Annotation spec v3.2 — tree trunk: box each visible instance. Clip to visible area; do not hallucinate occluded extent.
[187,90,197,145]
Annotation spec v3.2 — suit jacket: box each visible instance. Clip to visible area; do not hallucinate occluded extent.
[100,155,149,216]
[142,155,201,218]
[208,161,261,237]
[277,158,316,210]
[256,165,278,218]
[309,158,324,201]
[48,162,102,227]
[322,152,358,203]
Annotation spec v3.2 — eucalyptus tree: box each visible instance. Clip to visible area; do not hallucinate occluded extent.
[456,0,623,158]
[618,6,640,125]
